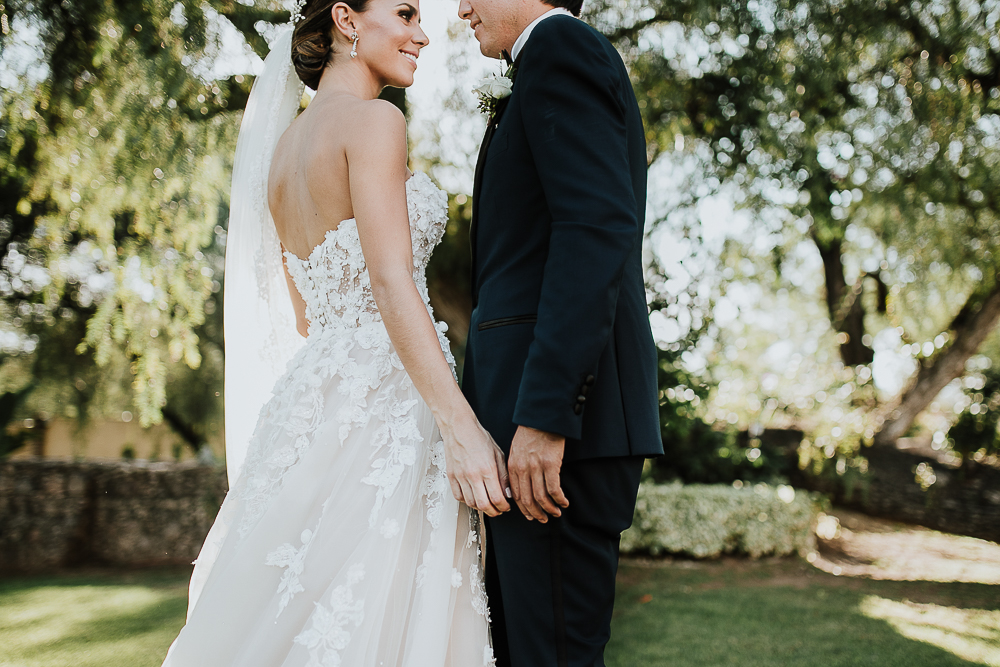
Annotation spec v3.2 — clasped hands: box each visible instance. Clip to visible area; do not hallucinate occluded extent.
[442,414,568,522]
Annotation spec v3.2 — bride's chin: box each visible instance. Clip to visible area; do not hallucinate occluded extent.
[385,73,415,89]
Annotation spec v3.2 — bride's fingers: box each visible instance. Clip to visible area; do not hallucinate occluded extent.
[447,473,463,503]
[483,471,510,514]
[471,479,501,517]
[458,478,477,512]
[494,447,512,500]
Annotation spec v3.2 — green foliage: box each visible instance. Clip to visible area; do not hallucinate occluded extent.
[583,0,1000,461]
[621,481,820,558]
[0,0,271,429]
[0,384,35,456]
[948,363,1000,461]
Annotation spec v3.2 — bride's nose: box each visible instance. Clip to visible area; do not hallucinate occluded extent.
[414,24,429,47]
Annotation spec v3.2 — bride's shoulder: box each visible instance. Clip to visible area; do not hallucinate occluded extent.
[339,98,406,138]
[340,98,407,160]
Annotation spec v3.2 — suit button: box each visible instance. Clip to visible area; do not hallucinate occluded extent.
[585,375,596,386]
[577,395,586,403]
[581,385,589,396]
[573,404,583,415]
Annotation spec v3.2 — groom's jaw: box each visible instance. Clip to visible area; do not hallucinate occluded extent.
[461,0,557,59]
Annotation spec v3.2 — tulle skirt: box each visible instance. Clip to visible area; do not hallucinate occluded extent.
[162,326,493,666]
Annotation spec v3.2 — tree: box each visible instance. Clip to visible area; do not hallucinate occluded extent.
[0,0,428,452]
[586,0,1000,452]
[0,0,284,439]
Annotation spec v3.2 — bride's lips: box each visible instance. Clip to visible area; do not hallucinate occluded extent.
[400,50,418,69]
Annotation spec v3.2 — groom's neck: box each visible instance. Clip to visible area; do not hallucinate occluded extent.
[501,0,558,52]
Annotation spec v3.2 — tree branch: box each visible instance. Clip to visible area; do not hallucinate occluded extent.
[204,0,288,58]
[873,279,1000,447]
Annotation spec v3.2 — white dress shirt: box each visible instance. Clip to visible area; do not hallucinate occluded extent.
[511,7,574,62]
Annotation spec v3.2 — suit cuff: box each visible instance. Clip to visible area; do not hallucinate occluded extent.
[512,373,596,441]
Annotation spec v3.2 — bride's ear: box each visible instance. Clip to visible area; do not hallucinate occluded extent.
[330,3,357,41]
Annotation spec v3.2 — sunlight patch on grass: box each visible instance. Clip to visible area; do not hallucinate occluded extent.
[861,595,1000,667]
[0,579,187,667]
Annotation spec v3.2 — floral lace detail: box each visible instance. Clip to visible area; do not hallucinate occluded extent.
[266,527,317,617]
[294,563,366,666]
[360,384,423,526]
[468,511,490,619]
[282,172,448,336]
[421,439,450,530]
[233,173,452,538]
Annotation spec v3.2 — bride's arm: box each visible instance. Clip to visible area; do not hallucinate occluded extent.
[346,100,510,517]
[280,244,310,338]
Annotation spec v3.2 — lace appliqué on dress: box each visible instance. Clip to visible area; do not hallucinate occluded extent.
[266,527,316,617]
[293,563,366,667]
[234,174,451,539]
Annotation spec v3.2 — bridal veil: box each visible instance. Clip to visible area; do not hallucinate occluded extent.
[224,26,306,484]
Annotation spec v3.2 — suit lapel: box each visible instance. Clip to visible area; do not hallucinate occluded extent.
[470,94,512,301]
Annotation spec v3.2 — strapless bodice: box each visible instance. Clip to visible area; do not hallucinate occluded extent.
[282,172,448,335]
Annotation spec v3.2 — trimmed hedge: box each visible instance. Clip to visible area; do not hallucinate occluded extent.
[621,482,820,558]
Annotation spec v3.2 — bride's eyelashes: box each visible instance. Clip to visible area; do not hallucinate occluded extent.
[396,3,417,23]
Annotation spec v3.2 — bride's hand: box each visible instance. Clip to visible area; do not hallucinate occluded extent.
[438,410,511,517]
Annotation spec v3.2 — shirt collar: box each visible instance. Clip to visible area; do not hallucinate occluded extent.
[511,7,574,62]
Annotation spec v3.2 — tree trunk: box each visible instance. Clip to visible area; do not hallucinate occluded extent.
[813,236,874,366]
[873,281,1000,448]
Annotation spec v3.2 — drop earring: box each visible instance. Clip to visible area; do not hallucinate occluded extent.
[350,31,359,59]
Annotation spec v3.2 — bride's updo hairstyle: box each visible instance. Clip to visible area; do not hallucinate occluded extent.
[292,0,370,90]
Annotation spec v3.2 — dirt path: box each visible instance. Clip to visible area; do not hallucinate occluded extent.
[813,507,1000,584]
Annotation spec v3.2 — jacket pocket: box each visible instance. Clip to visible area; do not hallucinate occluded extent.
[477,314,537,331]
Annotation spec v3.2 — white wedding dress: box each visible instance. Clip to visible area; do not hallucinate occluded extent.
[162,172,494,667]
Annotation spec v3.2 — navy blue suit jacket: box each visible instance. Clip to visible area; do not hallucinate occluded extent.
[462,15,663,461]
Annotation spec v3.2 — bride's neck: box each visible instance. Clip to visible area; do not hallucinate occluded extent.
[316,58,383,101]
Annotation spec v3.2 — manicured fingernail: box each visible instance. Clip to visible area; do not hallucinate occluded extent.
[505,487,512,498]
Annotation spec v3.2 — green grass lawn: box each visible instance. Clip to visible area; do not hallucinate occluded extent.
[0,569,189,667]
[0,559,997,667]
[607,557,1000,667]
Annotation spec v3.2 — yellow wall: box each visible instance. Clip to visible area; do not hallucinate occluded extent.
[9,418,225,463]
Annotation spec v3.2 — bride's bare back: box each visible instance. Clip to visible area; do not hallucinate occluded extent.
[268,93,358,261]
[263,0,510,523]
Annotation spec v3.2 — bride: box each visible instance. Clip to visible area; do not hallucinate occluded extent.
[161,0,510,664]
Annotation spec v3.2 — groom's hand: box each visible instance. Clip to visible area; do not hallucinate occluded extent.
[509,426,569,523]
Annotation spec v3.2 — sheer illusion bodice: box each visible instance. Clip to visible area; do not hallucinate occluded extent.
[283,173,450,341]
[162,173,493,667]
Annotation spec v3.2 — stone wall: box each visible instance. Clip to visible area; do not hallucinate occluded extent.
[796,446,1000,543]
[0,458,228,573]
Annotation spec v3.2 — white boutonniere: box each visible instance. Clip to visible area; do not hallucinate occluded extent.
[473,65,516,124]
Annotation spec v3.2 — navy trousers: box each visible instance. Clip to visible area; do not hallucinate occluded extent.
[485,456,645,667]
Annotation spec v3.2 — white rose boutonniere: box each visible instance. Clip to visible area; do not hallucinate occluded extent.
[473,66,515,124]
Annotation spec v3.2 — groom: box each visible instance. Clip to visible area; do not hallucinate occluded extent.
[458,0,663,665]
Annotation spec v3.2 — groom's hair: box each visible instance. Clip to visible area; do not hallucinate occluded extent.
[543,0,583,17]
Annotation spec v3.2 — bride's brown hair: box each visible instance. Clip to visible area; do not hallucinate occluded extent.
[292,0,371,90]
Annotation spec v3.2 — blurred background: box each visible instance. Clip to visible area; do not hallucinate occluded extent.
[1,0,999,665]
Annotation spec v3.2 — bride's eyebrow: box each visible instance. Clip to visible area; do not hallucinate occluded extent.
[396,2,420,20]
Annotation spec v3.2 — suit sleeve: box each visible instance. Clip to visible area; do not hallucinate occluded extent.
[512,18,641,440]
